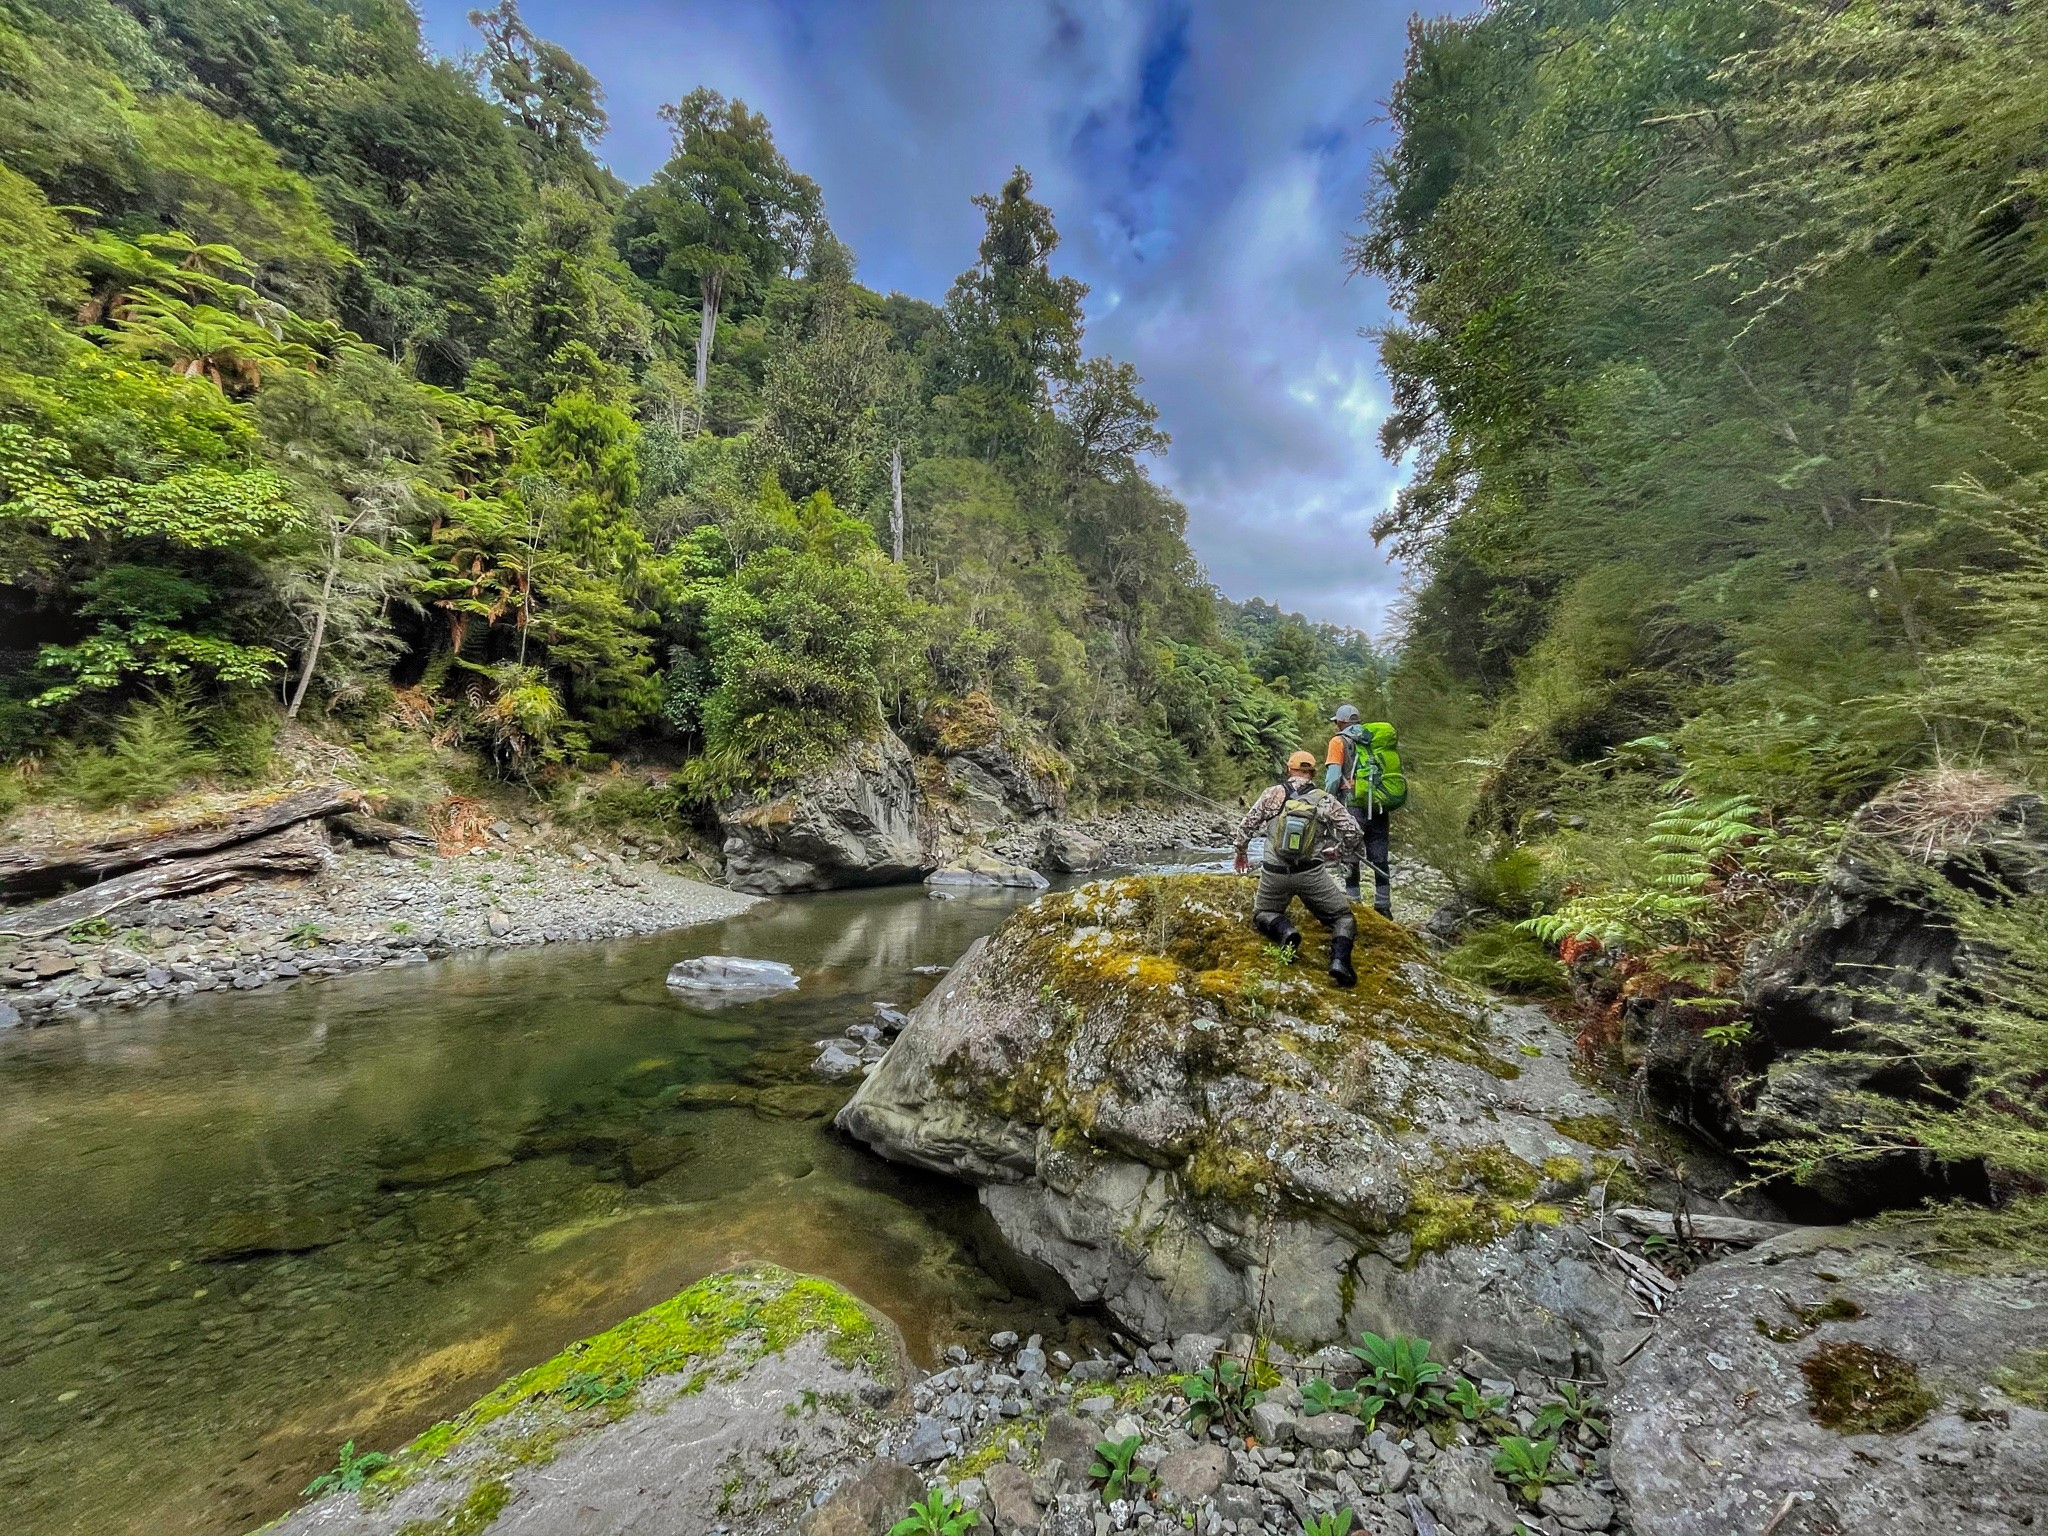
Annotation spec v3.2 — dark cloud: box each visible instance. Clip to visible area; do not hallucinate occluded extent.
[416,0,1437,635]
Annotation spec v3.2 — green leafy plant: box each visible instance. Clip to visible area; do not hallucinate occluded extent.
[285,921,325,947]
[1440,1375,1508,1424]
[1702,1020,1754,1046]
[1531,1382,1607,1441]
[1300,1377,1361,1417]
[556,1369,632,1409]
[301,1440,391,1498]
[888,1489,979,1536]
[65,916,114,943]
[1302,1511,1355,1536]
[1348,1331,1446,1416]
[1492,1436,1574,1503]
[1180,1356,1262,1437]
[1089,1434,1151,1503]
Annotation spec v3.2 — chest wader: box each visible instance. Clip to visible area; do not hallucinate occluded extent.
[1253,790,1358,988]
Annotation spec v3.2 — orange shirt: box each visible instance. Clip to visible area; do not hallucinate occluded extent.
[1325,734,1351,793]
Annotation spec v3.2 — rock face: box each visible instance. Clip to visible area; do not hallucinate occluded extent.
[271,1265,902,1536]
[721,731,930,895]
[1645,783,2047,1210]
[838,874,1635,1368]
[1610,1227,2048,1536]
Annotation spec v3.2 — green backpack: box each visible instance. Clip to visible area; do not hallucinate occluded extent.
[1343,722,1408,813]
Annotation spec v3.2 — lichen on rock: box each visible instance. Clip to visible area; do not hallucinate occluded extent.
[839,873,1636,1367]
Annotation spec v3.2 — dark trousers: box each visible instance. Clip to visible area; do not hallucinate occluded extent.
[1254,861,1357,940]
[1344,806,1392,917]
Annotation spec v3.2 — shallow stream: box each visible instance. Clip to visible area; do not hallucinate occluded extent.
[0,880,1113,1536]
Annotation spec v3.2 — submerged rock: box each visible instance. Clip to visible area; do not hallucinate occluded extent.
[1610,1227,2048,1536]
[666,955,801,1003]
[271,1265,902,1536]
[838,874,1634,1368]
[720,731,930,894]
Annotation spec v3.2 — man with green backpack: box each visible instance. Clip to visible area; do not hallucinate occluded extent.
[1325,705,1406,918]
[1233,750,1363,987]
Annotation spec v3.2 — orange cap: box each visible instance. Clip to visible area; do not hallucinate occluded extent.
[1287,750,1317,777]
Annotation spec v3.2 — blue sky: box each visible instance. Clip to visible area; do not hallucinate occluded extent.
[415,0,1446,635]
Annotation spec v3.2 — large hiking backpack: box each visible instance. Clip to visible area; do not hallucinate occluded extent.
[1343,722,1408,813]
[1266,790,1332,866]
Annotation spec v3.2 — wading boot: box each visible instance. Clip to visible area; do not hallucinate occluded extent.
[1254,911,1302,962]
[1328,934,1357,988]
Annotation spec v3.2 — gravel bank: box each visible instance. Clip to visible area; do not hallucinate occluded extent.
[0,841,757,1028]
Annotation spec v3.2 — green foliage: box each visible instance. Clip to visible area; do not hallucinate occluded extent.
[1088,1434,1151,1504]
[1301,1512,1354,1536]
[1443,923,1567,996]
[1441,1376,1509,1425]
[1347,1332,1446,1417]
[1178,1356,1262,1439]
[49,690,224,809]
[888,1490,979,1536]
[302,1440,391,1499]
[1530,1383,1605,1441]
[1491,1435,1571,1504]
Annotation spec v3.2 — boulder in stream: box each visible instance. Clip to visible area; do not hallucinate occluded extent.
[924,848,1050,890]
[270,1265,904,1536]
[719,731,929,894]
[838,874,1636,1368]
[666,955,801,1004]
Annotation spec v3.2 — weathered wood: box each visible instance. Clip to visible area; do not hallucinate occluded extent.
[1610,1206,1803,1247]
[0,823,330,939]
[327,811,433,850]
[0,785,358,901]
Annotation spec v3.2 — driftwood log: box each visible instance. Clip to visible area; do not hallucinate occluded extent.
[0,823,331,940]
[1609,1206,1800,1248]
[0,785,359,901]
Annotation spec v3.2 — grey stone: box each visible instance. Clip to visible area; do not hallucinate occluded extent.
[1041,1414,1097,1482]
[813,1042,866,1080]
[1293,1412,1363,1453]
[0,1000,19,1029]
[1538,1482,1616,1531]
[1610,1226,2048,1536]
[1075,1394,1115,1420]
[1014,1345,1047,1377]
[899,1415,950,1465]
[1421,1446,1522,1536]
[487,909,513,936]
[1170,1333,1226,1375]
[991,1330,1020,1351]
[666,954,800,1005]
[926,850,1050,890]
[1378,1444,1411,1493]
[983,1462,1043,1535]
[1249,1401,1297,1445]
[1154,1445,1229,1507]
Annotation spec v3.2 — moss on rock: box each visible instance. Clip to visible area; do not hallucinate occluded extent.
[1800,1340,1938,1433]
[1402,1145,1564,1258]
[387,1266,880,1478]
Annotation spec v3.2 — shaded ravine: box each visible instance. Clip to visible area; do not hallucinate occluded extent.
[0,882,1104,1536]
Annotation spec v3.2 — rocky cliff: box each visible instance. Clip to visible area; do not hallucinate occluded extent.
[838,874,1637,1369]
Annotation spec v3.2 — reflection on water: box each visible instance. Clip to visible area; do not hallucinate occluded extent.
[0,883,1080,1536]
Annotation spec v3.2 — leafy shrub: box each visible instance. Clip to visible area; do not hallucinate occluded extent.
[1491,1435,1572,1503]
[1088,1434,1150,1503]
[52,691,222,809]
[301,1440,390,1498]
[1179,1355,1262,1437]
[1443,923,1567,995]
[1347,1331,1446,1417]
[888,1489,978,1536]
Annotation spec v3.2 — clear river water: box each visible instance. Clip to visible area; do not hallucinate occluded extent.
[0,879,1124,1536]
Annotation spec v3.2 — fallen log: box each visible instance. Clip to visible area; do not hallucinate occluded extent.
[0,823,330,940]
[0,785,358,901]
[1609,1206,1802,1247]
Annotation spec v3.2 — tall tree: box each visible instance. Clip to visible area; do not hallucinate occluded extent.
[466,1,611,195]
[938,167,1088,464]
[624,89,822,400]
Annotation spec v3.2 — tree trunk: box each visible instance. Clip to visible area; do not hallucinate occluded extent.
[0,785,358,902]
[889,443,905,563]
[695,276,722,398]
[0,824,332,940]
[286,529,343,720]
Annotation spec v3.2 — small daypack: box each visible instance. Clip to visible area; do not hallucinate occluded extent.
[1343,722,1408,813]
[1266,790,1331,866]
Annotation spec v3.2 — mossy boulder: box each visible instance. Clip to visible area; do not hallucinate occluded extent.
[838,875,1634,1367]
[265,1265,903,1536]
[1610,1227,2048,1536]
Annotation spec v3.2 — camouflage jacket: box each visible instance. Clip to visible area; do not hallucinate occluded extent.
[1235,780,1363,863]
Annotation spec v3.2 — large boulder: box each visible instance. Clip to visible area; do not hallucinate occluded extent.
[721,732,930,894]
[837,874,1635,1368]
[271,1265,904,1536]
[1610,1227,2048,1536]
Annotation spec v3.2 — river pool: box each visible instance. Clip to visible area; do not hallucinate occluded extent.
[0,880,1102,1536]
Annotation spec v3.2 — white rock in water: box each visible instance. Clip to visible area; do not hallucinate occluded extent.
[665,955,800,1002]
[924,849,1049,889]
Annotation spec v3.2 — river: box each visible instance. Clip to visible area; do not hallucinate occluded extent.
[0,879,1120,1536]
